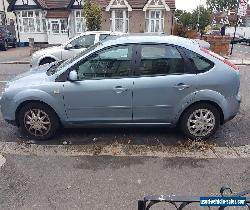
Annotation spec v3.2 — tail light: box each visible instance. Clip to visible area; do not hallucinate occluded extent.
[200,48,239,71]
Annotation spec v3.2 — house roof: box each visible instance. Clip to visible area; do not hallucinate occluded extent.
[93,0,175,10]
[8,0,175,11]
[46,10,70,18]
[37,0,72,9]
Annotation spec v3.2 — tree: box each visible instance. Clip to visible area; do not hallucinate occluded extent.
[176,6,211,31]
[177,11,193,28]
[192,6,212,31]
[83,0,102,31]
[206,0,238,12]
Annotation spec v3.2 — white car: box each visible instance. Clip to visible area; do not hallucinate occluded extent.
[30,31,125,67]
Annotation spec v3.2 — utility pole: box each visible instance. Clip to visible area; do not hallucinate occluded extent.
[197,0,201,32]
[2,0,7,25]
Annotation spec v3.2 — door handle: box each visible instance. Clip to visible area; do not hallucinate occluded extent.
[173,83,190,91]
[114,86,128,93]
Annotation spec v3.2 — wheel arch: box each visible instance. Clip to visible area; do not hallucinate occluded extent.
[38,55,58,66]
[15,100,61,126]
[178,100,224,125]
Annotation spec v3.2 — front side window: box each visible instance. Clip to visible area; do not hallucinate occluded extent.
[69,34,95,49]
[138,45,186,76]
[111,10,128,33]
[74,45,133,80]
[145,10,164,33]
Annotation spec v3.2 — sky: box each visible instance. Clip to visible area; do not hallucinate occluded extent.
[175,0,207,12]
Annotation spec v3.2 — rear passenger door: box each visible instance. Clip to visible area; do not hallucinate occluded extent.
[132,44,197,123]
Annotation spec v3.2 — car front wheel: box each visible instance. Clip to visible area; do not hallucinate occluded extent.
[3,41,8,51]
[18,102,59,140]
[180,103,220,140]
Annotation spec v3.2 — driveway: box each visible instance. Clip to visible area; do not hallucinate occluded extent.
[0,47,30,63]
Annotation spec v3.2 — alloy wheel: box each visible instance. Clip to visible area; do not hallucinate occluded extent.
[187,109,216,137]
[24,109,51,137]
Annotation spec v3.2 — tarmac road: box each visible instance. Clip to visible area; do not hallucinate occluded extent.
[0,154,249,210]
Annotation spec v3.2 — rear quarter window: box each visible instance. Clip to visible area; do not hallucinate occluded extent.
[183,49,214,73]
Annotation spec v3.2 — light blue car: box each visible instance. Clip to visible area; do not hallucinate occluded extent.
[0,35,241,140]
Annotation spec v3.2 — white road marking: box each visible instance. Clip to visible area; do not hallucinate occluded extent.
[0,155,6,168]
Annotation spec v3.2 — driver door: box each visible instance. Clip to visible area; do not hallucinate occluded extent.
[62,45,134,123]
[61,34,96,60]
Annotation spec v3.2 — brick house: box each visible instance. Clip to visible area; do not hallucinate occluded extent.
[0,0,16,27]
[8,0,175,44]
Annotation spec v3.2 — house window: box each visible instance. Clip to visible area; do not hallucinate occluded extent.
[145,10,164,33]
[111,10,128,32]
[75,10,85,33]
[0,12,5,25]
[17,10,46,33]
[49,19,68,34]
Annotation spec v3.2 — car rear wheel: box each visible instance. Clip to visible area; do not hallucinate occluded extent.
[39,58,55,66]
[180,103,220,140]
[18,102,59,140]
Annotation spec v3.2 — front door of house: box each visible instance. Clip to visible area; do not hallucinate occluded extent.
[47,19,69,44]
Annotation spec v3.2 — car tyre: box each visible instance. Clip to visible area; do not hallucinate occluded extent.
[3,41,8,51]
[180,103,220,140]
[18,102,59,140]
[12,42,17,48]
[39,58,55,66]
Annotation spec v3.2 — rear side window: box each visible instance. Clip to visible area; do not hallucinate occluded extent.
[99,34,110,41]
[137,45,187,76]
[184,49,214,73]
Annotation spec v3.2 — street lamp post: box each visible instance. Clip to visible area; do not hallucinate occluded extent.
[197,0,201,32]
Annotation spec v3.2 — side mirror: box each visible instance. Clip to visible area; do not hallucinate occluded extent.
[68,70,78,81]
[65,43,73,50]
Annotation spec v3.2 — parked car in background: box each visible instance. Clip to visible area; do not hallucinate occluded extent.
[227,32,246,44]
[0,27,17,51]
[226,27,250,45]
[0,35,240,141]
[30,31,125,67]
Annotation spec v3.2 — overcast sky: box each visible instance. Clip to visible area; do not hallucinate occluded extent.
[175,0,207,12]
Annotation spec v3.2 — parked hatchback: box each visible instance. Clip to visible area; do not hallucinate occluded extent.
[0,27,17,51]
[0,35,241,140]
[30,31,125,67]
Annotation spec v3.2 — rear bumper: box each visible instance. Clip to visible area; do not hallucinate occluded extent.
[223,94,241,123]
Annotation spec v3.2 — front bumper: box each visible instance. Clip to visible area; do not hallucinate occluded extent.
[0,93,16,124]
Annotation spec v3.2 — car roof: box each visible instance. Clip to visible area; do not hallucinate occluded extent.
[99,34,200,51]
[80,31,125,35]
